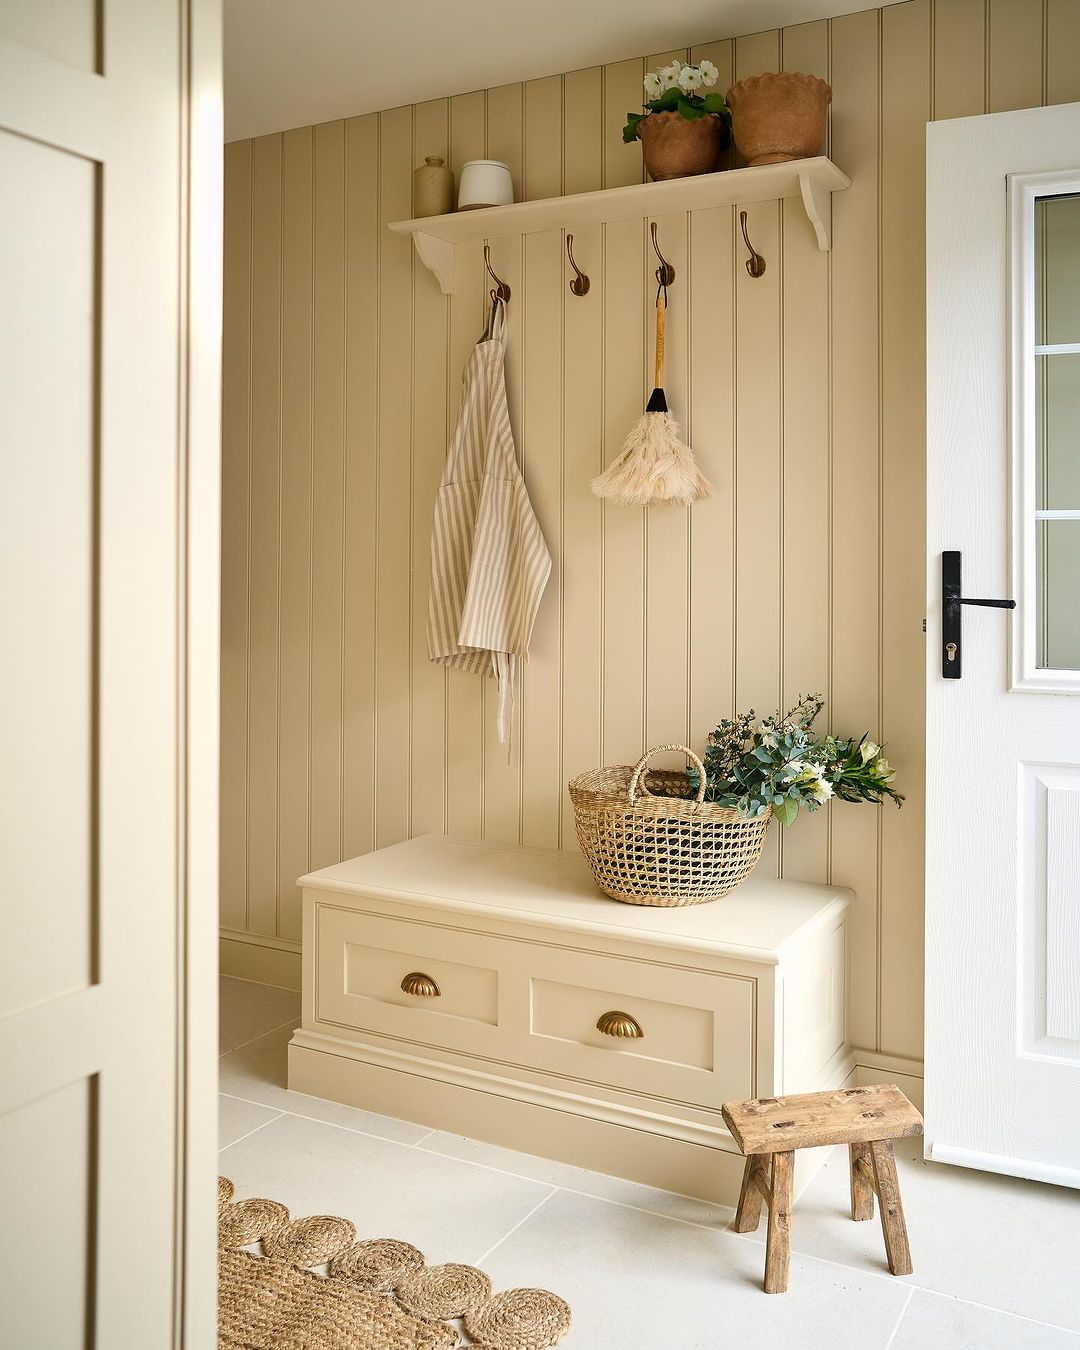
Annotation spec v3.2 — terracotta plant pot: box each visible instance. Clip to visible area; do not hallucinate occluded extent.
[636,110,725,181]
[725,72,831,167]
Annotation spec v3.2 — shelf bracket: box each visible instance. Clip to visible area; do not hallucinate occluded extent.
[799,170,833,251]
[412,231,454,294]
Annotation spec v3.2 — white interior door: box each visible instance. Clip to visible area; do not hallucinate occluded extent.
[927,101,1080,1189]
[0,2,221,1344]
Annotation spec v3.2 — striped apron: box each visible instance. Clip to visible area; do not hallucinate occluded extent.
[427,298,551,745]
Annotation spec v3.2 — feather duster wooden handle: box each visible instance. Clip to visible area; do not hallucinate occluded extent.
[654,291,666,389]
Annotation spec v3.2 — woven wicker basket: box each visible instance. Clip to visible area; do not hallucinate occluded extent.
[569,744,772,906]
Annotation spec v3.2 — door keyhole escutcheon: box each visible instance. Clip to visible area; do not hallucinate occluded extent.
[941,550,1016,679]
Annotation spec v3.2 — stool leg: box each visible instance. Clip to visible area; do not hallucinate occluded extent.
[764,1150,794,1294]
[849,1142,874,1221]
[733,1154,768,1233]
[869,1139,912,1276]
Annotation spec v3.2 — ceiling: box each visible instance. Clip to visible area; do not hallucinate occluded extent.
[224,0,889,142]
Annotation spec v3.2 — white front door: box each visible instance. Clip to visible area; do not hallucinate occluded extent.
[0,2,221,1343]
[926,101,1080,1189]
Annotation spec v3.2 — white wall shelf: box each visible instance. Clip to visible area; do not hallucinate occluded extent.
[388,156,850,294]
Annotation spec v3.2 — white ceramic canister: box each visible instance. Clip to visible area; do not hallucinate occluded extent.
[457,159,514,210]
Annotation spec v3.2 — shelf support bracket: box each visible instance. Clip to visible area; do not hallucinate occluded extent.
[799,170,833,251]
[412,231,455,294]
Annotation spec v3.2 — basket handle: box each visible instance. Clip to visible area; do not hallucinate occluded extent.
[628,745,708,807]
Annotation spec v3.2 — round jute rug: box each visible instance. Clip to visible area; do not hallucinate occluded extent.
[217,1178,571,1349]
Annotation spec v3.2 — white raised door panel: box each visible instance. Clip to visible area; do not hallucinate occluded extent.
[926,102,1080,1188]
[0,1,222,1342]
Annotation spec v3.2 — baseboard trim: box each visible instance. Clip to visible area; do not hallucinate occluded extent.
[219,928,301,991]
[928,1141,1080,1190]
[849,1046,924,1112]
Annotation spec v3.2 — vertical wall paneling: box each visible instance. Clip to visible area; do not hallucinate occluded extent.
[247,134,283,936]
[932,0,986,119]
[519,76,565,846]
[374,109,414,847]
[342,114,380,863]
[487,84,525,203]
[220,140,252,931]
[599,55,647,768]
[602,57,645,190]
[222,5,1074,1049]
[779,20,832,884]
[687,40,736,758]
[444,93,486,839]
[410,101,450,839]
[1046,0,1080,105]
[828,7,883,1050]
[987,0,1044,112]
[278,127,314,938]
[310,122,347,871]
[733,30,782,876]
[879,0,931,1059]
[642,45,693,773]
[560,67,604,846]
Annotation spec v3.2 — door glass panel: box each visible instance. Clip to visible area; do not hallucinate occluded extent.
[1035,193,1080,347]
[1037,521,1080,670]
[1034,193,1080,673]
[1036,352,1080,509]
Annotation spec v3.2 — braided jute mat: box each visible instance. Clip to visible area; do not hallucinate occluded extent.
[218,1177,571,1350]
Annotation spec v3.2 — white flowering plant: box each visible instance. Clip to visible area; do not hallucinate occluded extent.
[681,694,903,826]
[623,59,732,144]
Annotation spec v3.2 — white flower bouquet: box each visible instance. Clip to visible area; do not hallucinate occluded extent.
[623,59,732,144]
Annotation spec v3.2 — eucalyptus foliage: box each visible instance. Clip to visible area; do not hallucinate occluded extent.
[683,694,904,826]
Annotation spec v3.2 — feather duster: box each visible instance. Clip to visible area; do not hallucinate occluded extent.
[593,287,713,507]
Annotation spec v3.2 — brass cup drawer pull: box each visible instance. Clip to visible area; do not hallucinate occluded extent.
[596,1010,643,1040]
[401,971,440,998]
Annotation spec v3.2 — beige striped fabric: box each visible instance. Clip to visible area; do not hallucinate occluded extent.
[427,298,551,744]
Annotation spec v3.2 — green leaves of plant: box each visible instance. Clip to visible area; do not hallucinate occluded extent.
[623,86,733,142]
[773,797,801,826]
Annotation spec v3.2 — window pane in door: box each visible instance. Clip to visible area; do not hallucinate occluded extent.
[1035,193,1080,347]
[1036,520,1080,670]
[1036,352,1080,509]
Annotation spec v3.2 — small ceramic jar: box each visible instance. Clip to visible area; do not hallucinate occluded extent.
[413,156,454,218]
[457,160,514,211]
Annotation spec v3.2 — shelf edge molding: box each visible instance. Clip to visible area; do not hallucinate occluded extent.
[389,156,850,294]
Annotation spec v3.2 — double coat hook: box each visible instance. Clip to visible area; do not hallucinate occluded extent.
[739,211,766,278]
[565,233,590,296]
[483,244,511,302]
[651,222,675,286]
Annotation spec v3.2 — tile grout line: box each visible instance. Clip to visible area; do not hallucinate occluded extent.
[882,1285,915,1350]
[472,1189,558,1267]
[218,1112,286,1155]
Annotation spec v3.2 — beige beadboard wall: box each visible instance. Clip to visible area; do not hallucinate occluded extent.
[220,0,1080,1057]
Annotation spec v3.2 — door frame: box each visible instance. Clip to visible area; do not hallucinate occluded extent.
[179,0,223,1339]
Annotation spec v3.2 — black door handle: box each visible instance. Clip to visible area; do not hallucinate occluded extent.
[941,550,1016,679]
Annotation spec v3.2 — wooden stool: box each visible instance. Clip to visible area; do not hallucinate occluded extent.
[721,1084,923,1294]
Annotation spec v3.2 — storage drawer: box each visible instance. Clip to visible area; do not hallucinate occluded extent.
[522,943,755,1108]
[313,903,506,1058]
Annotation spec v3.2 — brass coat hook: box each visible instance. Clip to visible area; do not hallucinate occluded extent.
[739,211,766,278]
[484,244,511,301]
[651,222,675,286]
[566,233,590,296]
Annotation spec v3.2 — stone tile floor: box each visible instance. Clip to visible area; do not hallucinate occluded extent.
[219,976,1080,1349]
